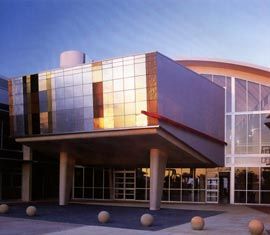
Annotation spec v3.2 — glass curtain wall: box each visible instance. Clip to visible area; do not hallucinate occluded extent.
[9,53,158,136]
[73,167,206,203]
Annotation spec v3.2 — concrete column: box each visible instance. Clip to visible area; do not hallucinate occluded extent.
[149,148,167,210]
[59,151,75,206]
[22,145,32,202]
[230,166,235,204]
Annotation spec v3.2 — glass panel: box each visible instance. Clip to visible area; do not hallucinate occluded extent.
[261,84,270,110]
[94,168,103,187]
[247,167,259,190]
[226,77,232,112]
[103,68,113,81]
[136,89,147,102]
[248,82,260,111]
[124,103,135,115]
[235,115,247,154]
[114,116,125,127]
[182,190,193,201]
[235,191,246,203]
[182,168,194,189]
[247,191,259,203]
[73,85,83,97]
[125,115,136,127]
[114,91,124,104]
[261,114,270,153]
[103,81,113,93]
[261,192,270,203]
[113,79,123,91]
[124,90,135,103]
[84,168,93,187]
[261,168,270,190]
[213,75,225,88]
[235,78,247,112]
[135,63,146,76]
[235,168,246,190]
[113,66,123,79]
[74,168,83,187]
[194,168,206,189]
[92,70,102,83]
[170,169,181,188]
[103,92,114,104]
[124,77,135,90]
[226,115,232,155]
[135,75,146,89]
[123,64,134,78]
[247,114,260,153]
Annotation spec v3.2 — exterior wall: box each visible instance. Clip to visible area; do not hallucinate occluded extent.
[8,53,158,137]
[156,54,225,165]
[178,60,270,204]
[0,77,22,201]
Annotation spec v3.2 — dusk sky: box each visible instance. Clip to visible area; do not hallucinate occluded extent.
[0,0,269,78]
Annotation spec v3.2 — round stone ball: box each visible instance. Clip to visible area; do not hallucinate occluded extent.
[98,211,110,223]
[26,206,37,217]
[140,213,154,227]
[191,216,205,230]
[0,204,9,214]
[248,219,264,235]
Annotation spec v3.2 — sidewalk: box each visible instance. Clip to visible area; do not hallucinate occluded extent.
[0,202,269,235]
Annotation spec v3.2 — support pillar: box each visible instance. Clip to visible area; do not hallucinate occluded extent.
[230,166,235,204]
[149,148,167,210]
[22,145,32,202]
[59,151,75,206]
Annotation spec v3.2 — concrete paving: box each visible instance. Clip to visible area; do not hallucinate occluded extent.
[0,202,269,235]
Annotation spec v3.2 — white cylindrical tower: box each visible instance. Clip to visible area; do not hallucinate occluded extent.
[60,50,85,68]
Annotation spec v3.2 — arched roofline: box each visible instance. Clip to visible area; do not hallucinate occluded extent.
[177,58,270,78]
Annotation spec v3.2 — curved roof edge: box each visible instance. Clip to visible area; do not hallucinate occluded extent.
[176,58,270,77]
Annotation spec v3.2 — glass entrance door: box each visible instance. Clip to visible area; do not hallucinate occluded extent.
[113,170,136,200]
[219,172,230,204]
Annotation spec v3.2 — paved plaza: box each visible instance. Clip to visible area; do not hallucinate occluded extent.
[0,202,269,235]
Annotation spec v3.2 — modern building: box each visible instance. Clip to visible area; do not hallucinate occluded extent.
[178,59,270,204]
[0,76,22,201]
[8,50,270,207]
[8,51,225,210]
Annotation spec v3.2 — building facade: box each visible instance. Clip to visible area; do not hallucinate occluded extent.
[0,76,22,201]
[8,51,224,209]
[179,59,270,205]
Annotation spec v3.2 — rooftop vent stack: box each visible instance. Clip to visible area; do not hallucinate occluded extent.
[60,50,85,68]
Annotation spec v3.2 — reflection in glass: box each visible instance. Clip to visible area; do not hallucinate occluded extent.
[235,78,247,112]
[235,168,246,190]
[235,115,247,154]
[248,82,260,111]
[247,114,260,153]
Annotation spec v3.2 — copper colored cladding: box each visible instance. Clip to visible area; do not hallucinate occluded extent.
[141,110,227,146]
[146,53,158,126]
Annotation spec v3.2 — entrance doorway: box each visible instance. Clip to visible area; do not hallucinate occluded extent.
[219,172,230,204]
[113,170,136,200]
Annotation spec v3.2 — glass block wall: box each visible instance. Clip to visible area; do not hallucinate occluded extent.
[8,53,158,136]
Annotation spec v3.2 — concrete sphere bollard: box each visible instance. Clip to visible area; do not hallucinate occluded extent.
[98,211,110,223]
[248,219,264,235]
[191,216,205,230]
[0,204,9,214]
[140,213,154,227]
[26,206,37,217]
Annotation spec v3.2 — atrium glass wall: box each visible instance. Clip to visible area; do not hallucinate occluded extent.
[202,73,270,204]
[8,53,158,136]
[73,167,207,203]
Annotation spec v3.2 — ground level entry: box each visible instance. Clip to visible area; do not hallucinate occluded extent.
[73,166,231,204]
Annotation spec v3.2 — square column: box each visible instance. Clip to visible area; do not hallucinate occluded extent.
[59,151,75,206]
[22,145,32,202]
[149,148,167,210]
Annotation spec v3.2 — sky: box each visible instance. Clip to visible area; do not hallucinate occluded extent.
[0,0,270,78]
